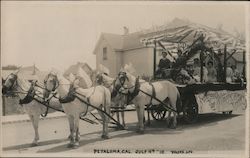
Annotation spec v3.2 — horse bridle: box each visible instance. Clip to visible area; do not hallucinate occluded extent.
[44,73,59,92]
[3,73,18,93]
[3,73,37,97]
[116,72,137,95]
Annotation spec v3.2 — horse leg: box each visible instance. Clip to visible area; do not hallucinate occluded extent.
[29,114,40,146]
[67,115,74,148]
[146,105,151,126]
[166,111,172,127]
[169,100,177,129]
[137,105,145,134]
[104,105,110,138]
[172,111,177,129]
[121,104,127,129]
[73,116,80,148]
[97,106,109,139]
[116,104,120,125]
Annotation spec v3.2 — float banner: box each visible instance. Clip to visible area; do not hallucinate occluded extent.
[195,90,246,114]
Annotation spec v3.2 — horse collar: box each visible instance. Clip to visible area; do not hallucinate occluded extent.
[19,83,36,105]
[127,77,140,104]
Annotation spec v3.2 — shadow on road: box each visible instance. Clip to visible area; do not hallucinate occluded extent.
[3,113,242,153]
[141,113,242,134]
[37,129,137,153]
[3,138,68,151]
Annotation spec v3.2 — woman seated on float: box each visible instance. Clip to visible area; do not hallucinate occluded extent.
[192,58,208,83]
[207,61,217,83]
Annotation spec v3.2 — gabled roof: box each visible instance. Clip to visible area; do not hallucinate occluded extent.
[102,33,124,50]
[64,62,93,77]
[141,18,245,52]
[93,18,245,54]
[93,32,144,54]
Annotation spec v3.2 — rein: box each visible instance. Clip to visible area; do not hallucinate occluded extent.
[117,74,177,113]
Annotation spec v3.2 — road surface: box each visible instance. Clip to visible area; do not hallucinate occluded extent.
[2,109,246,156]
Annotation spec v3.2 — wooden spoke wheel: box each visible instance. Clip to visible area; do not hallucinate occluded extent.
[183,98,198,124]
[151,105,167,121]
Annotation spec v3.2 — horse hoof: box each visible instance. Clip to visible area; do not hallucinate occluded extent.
[67,143,74,148]
[170,124,177,129]
[136,130,144,134]
[73,142,79,149]
[101,135,110,139]
[123,126,128,130]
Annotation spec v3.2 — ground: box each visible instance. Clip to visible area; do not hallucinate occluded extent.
[1,109,246,157]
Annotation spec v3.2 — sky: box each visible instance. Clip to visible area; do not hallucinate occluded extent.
[1,1,247,71]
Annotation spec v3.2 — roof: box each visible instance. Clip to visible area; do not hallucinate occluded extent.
[93,32,144,54]
[64,62,93,77]
[141,19,245,52]
[102,33,124,50]
[93,18,245,54]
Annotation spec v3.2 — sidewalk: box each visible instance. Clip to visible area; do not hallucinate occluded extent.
[1,112,66,125]
[1,104,136,125]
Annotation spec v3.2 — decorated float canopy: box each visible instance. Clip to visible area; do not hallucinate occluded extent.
[140,19,245,54]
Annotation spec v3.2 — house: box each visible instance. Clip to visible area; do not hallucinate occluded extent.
[93,18,245,78]
[93,31,155,77]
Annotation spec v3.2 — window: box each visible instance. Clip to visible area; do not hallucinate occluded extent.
[103,47,107,60]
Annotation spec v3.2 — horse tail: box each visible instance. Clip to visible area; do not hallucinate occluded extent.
[103,86,111,122]
[176,90,182,114]
[103,86,111,114]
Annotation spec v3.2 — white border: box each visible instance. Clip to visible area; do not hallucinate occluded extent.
[1,1,249,158]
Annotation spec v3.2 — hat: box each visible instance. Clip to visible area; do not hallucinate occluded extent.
[162,51,167,55]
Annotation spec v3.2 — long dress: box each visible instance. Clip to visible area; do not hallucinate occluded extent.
[207,67,217,82]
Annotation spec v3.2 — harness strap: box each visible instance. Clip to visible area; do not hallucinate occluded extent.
[139,89,177,113]
[58,85,76,103]
[149,82,156,105]
[19,83,36,105]
[127,77,140,104]
[74,94,124,129]
[40,102,49,117]
[80,97,90,117]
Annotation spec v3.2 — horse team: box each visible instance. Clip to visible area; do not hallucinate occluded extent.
[2,64,181,148]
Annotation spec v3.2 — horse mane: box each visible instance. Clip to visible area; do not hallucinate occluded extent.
[101,74,114,86]
[75,67,92,88]
[16,77,31,92]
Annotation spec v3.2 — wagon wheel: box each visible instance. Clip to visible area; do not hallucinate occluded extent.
[151,105,167,121]
[183,98,198,124]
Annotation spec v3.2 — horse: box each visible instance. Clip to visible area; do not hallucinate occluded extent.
[2,70,62,146]
[95,73,127,129]
[44,72,111,148]
[115,66,181,133]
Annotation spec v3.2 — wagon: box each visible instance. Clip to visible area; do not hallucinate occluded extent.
[138,24,247,124]
[147,82,246,124]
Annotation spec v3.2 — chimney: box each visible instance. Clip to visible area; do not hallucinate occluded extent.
[123,26,129,35]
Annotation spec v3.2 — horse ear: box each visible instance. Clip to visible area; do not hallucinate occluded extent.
[2,78,5,84]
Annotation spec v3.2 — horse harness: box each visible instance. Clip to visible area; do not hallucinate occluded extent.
[19,82,36,105]
[126,77,140,104]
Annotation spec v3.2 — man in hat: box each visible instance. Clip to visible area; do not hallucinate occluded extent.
[156,51,171,78]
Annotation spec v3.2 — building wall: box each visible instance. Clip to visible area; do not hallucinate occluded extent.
[115,51,123,75]
[122,47,154,77]
[95,38,117,77]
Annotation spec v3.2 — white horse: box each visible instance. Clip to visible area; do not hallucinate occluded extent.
[96,73,127,129]
[115,66,181,133]
[2,70,62,146]
[45,72,111,148]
